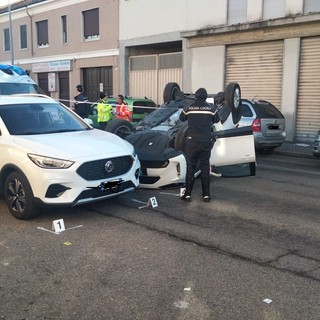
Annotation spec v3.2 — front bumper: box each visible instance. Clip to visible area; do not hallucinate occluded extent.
[28,156,141,206]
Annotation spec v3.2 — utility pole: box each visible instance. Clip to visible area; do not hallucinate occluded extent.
[8,0,14,65]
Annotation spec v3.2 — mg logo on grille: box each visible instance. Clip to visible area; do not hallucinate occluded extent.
[105,160,114,173]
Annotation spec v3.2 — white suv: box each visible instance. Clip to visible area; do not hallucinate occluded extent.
[0,64,45,95]
[0,95,140,219]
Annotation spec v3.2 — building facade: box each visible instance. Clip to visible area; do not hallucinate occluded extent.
[1,0,320,142]
[119,0,320,142]
[0,0,120,106]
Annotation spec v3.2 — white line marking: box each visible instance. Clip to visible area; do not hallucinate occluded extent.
[132,199,148,204]
[37,225,83,235]
[159,192,180,197]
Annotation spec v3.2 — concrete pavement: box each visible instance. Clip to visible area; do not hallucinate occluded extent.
[273,142,314,159]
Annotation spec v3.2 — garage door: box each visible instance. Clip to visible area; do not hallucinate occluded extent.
[225,41,284,110]
[296,37,320,142]
[129,53,182,104]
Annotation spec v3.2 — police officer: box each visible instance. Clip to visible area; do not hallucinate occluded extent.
[179,87,220,202]
[97,92,113,130]
[74,84,90,118]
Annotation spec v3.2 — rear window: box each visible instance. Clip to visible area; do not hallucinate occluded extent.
[253,101,284,119]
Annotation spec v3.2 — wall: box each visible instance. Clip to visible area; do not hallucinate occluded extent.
[119,0,228,40]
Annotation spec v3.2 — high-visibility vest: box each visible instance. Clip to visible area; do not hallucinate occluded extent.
[97,102,113,123]
[115,103,132,121]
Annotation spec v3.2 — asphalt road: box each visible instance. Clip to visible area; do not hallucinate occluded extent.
[1,154,320,320]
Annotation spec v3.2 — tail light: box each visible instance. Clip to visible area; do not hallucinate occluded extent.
[251,118,261,132]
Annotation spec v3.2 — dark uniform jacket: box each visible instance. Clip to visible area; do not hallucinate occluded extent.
[179,100,220,140]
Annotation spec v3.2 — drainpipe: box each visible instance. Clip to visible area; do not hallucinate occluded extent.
[26,6,34,57]
[8,0,14,64]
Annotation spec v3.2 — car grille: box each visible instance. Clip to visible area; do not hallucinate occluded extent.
[77,156,133,181]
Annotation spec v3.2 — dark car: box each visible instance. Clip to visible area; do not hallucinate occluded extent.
[239,99,286,152]
[313,130,320,158]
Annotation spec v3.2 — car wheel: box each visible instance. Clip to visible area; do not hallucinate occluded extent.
[105,119,134,139]
[224,82,242,124]
[163,82,181,103]
[4,171,39,220]
[174,122,188,152]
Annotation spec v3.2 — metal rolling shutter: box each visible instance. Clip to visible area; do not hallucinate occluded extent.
[296,37,320,142]
[129,55,157,102]
[226,41,284,109]
[129,53,182,104]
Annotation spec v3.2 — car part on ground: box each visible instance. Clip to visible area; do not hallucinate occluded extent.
[239,99,286,153]
[105,82,256,189]
[0,95,140,220]
[0,64,45,95]
[313,130,320,158]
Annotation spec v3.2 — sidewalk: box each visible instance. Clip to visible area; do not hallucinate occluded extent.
[273,142,314,159]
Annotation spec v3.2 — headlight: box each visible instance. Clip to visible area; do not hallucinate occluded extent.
[28,154,74,169]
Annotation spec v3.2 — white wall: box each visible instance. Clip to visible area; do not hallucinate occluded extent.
[119,0,228,40]
[286,0,303,15]
[247,0,263,21]
[281,38,300,141]
[190,46,225,94]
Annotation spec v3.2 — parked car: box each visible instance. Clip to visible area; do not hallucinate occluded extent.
[0,95,140,220]
[313,130,320,158]
[238,99,286,152]
[0,64,45,95]
[89,97,158,128]
[104,82,256,189]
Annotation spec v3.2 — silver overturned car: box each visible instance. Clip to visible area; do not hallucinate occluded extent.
[104,82,256,189]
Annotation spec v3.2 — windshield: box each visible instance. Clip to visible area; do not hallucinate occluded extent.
[0,83,45,95]
[0,102,90,135]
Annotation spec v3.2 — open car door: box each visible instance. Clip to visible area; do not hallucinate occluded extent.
[210,126,256,176]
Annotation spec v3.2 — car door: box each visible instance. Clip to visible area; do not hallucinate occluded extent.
[210,126,256,167]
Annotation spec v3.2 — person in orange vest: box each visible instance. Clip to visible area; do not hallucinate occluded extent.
[115,94,132,122]
[97,92,113,130]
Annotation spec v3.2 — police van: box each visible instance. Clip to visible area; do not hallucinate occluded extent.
[0,64,44,95]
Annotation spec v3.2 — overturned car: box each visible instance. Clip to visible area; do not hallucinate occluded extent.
[104,82,256,189]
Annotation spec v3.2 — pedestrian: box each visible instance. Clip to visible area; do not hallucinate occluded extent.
[179,87,220,202]
[115,94,132,122]
[74,84,90,118]
[97,92,113,130]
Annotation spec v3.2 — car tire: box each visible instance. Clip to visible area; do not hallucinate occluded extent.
[105,119,134,139]
[4,171,39,220]
[224,82,242,124]
[174,122,188,152]
[163,82,181,103]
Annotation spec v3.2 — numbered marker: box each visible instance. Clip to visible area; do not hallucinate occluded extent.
[180,188,186,197]
[148,197,158,208]
[52,219,65,233]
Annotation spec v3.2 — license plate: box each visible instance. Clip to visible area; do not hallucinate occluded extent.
[98,179,123,193]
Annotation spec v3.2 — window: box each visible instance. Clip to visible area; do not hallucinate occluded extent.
[4,28,10,51]
[20,25,27,49]
[61,15,67,44]
[36,20,48,47]
[228,0,247,25]
[241,104,253,117]
[263,0,285,20]
[304,0,320,14]
[83,8,99,40]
